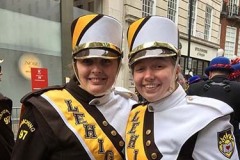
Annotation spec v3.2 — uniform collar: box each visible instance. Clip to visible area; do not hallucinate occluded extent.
[89,91,113,106]
[147,85,186,112]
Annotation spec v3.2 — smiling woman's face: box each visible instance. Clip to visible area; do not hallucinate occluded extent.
[133,57,177,102]
[76,58,119,95]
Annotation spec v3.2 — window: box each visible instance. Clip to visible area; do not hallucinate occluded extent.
[204,5,212,40]
[187,0,197,35]
[142,0,154,17]
[73,0,101,14]
[228,0,239,16]
[237,30,240,56]
[167,0,178,22]
[225,26,236,58]
[88,1,94,12]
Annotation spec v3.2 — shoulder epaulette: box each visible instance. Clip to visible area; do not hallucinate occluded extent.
[21,85,65,103]
[186,95,233,115]
[114,87,138,101]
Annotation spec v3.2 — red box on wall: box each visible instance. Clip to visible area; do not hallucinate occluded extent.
[31,68,48,91]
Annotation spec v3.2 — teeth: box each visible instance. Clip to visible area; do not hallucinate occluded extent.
[90,78,104,81]
[145,84,157,88]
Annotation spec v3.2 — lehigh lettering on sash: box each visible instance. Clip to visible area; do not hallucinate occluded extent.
[128,122,139,134]
[133,149,139,160]
[84,124,97,138]
[131,111,140,122]
[128,134,139,148]
[73,112,87,125]
[104,150,114,160]
[65,99,79,112]
[128,110,141,149]
[98,139,105,154]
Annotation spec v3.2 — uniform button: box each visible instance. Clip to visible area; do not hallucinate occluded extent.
[94,100,100,105]
[187,96,193,101]
[151,153,157,159]
[102,121,108,126]
[111,130,117,136]
[128,93,133,98]
[146,129,151,135]
[148,105,154,111]
[146,140,151,146]
[119,140,124,147]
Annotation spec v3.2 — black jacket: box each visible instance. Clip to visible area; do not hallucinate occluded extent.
[0,93,15,160]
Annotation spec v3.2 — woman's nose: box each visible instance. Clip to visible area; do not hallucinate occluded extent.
[144,69,154,80]
[91,63,102,73]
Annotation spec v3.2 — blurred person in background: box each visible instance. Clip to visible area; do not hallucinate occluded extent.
[187,75,207,85]
[11,14,137,160]
[187,56,240,156]
[229,57,240,82]
[0,58,15,160]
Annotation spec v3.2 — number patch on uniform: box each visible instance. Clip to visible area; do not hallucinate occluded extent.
[18,130,28,140]
[4,116,11,124]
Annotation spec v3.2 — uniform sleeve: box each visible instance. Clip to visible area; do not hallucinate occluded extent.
[11,104,56,160]
[193,115,239,159]
[0,97,15,160]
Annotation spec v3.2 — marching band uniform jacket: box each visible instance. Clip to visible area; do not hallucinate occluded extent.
[11,78,137,160]
[125,85,239,160]
[187,75,240,155]
[0,93,15,160]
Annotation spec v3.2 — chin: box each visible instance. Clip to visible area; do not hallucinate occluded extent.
[145,96,156,102]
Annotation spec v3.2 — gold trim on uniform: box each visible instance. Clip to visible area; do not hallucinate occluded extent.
[129,41,178,57]
[73,42,121,56]
[146,129,151,135]
[102,121,108,126]
[119,140,124,147]
[128,41,179,65]
[148,105,154,112]
[151,153,157,159]
[146,140,151,147]
[111,130,117,136]
[126,105,149,159]
[218,128,235,159]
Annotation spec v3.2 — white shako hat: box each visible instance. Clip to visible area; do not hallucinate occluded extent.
[71,14,123,60]
[127,16,180,66]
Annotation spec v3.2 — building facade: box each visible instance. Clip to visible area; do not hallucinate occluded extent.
[220,0,240,58]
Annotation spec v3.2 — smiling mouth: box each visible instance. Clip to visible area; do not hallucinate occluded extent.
[89,78,106,82]
[144,84,158,89]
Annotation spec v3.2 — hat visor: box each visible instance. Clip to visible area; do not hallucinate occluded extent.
[129,48,176,66]
[74,49,120,60]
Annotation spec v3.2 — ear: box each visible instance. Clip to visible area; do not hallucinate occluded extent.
[176,64,181,75]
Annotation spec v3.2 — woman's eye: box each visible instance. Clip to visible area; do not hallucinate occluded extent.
[82,59,93,65]
[153,65,163,69]
[101,59,111,65]
[134,67,144,72]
